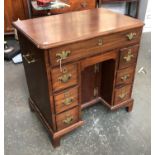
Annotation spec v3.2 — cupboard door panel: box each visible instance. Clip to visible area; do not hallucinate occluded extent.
[4,0,28,33]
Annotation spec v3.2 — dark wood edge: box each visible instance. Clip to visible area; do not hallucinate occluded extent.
[22,0,29,19]
[111,51,119,106]
[80,50,117,71]
[4,32,15,35]
[77,61,83,120]
[120,44,140,52]
[50,40,141,69]
[99,97,112,109]
[29,97,84,140]
[53,120,84,139]
[81,97,101,109]
[81,97,133,111]
[100,97,134,110]
[44,51,57,131]
[12,19,144,49]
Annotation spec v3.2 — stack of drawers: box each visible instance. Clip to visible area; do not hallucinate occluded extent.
[50,28,142,130]
[114,44,140,107]
[51,63,79,131]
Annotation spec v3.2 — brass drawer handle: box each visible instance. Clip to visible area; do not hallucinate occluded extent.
[63,97,74,105]
[119,93,126,99]
[56,50,71,60]
[123,50,134,62]
[56,51,71,72]
[58,73,72,83]
[23,53,37,64]
[121,75,130,81]
[81,1,87,8]
[98,39,103,46]
[63,116,73,125]
[126,32,136,40]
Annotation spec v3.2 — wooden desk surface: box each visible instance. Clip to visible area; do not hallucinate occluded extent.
[13,8,144,49]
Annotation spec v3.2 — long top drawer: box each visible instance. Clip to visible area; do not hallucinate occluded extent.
[49,28,142,66]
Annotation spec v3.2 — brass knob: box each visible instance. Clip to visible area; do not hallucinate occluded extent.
[58,73,72,83]
[121,75,129,81]
[63,97,74,105]
[56,50,71,60]
[63,116,73,125]
[47,12,51,16]
[23,53,37,64]
[126,32,136,40]
[98,39,103,46]
[81,1,87,8]
[123,50,134,62]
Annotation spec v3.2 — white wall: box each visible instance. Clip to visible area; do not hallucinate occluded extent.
[143,0,151,32]
[138,0,149,20]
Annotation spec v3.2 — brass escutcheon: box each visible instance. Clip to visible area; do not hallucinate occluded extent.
[121,74,130,81]
[63,97,74,106]
[56,50,71,60]
[123,50,134,62]
[81,1,87,8]
[58,73,72,83]
[126,32,136,40]
[98,39,103,46]
[119,93,126,99]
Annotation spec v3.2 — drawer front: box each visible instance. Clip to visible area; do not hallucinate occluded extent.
[114,85,132,105]
[54,87,78,114]
[119,44,139,69]
[51,63,78,92]
[49,28,142,66]
[75,0,96,11]
[116,67,135,86]
[56,107,79,130]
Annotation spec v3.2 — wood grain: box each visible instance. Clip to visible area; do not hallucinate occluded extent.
[54,86,79,114]
[56,107,79,130]
[4,0,29,33]
[116,66,135,87]
[49,28,142,66]
[51,63,78,92]
[119,44,139,69]
[114,85,132,105]
[13,8,144,49]
[81,65,97,104]
[18,32,54,128]
[80,50,117,70]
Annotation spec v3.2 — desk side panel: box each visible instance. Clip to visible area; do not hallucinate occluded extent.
[18,32,54,129]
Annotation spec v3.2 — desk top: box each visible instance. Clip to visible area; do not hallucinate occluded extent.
[13,8,144,49]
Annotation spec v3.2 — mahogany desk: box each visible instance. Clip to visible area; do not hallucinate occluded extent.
[13,8,144,147]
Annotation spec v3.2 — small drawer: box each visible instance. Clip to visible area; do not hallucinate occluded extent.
[116,67,135,86]
[51,63,78,92]
[56,107,79,131]
[119,44,139,69]
[49,28,142,66]
[77,0,96,11]
[54,87,78,114]
[114,85,132,105]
